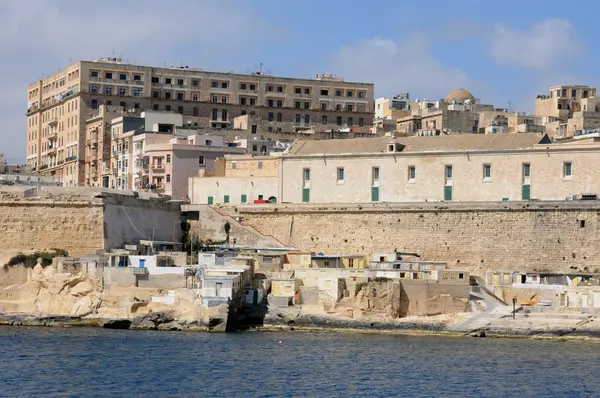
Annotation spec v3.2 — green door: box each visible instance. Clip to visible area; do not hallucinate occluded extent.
[207,196,214,205]
[241,194,247,203]
[444,185,452,201]
[224,195,230,204]
[522,185,531,200]
[371,187,379,202]
[302,188,310,203]
[268,196,277,203]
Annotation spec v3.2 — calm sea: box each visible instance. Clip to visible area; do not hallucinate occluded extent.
[1,327,599,397]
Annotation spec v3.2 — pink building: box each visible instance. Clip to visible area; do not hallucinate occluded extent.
[133,132,245,200]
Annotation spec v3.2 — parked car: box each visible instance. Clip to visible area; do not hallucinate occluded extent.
[566,193,598,200]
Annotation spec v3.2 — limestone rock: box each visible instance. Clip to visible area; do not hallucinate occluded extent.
[70,281,94,297]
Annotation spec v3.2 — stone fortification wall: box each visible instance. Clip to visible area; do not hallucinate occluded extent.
[215,201,600,275]
[0,187,104,256]
[0,187,182,258]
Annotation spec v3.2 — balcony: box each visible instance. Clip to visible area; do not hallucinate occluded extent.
[131,267,148,275]
[40,165,49,170]
[47,131,58,140]
[65,156,77,163]
[48,116,59,126]
[48,147,57,155]
[151,163,165,171]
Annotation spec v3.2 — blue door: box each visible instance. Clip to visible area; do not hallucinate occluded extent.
[139,259,146,268]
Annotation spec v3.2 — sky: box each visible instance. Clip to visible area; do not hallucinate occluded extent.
[0,0,598,163]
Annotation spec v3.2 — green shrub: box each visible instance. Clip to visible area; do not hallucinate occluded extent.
[4,249,68,268]
[372,277,392,283]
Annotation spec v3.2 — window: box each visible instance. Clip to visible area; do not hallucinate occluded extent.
[120,101,126,108]
[90,71,99,78]
[250,84,256,90]
[133,88,142,97]
[322,115,328,125]
[232,162,237,169]
[164,78,172,85]
[118,87,127,96]
[133,74,142,81]
[304,88,310,95]
[304,114,310,123]
[267,85,273,92]
[251,125,257,134]
[358,91,365,98]
[564,161,572,178]
[295,101,301,109]
[166,174,171,183]
[166,154,171,163]
[177,92,184,100]
[165,105,171,111]
[211,81,218,88]
[104,86,113,95]
[152,104,159,111]
[304,169,311,182]
[483,164,492,180]
[347,104,353,112]
[193,107,199,116]
[445,165,453,179]
[295,114,301,123]
[359,118,364,127]
[320,89,329,96]
[258,161,263,169]
[523,163,531,180]
[205,140,212,146]
[572,89,577,98]
[276,100,283,108]
[277,113,283,122]
[268,112,274,121]
[221,82,228,89]
[151,76,159,83]
[337,116,342,126]
[240,83,247,90]
[91,99,98,110]
[408,166,416,181]
[373,167,380,182]
[212,95,218,103]
[348,117,353,125]
[89,84,98,94]
[321,103,327,111]
[177,106,184,114]
[252,144,258,152]
[119,73,127,81]
[177,79,184,86]
[165,92,172,100]
[105,72,113,79]
[224,195,230,204]
[277,86,283,93]
[304,102,310,109]
[337,167,345,182]
[295,87,301,94]
[267,99,274,107]
[198,156,205,165]
[152,91,160,99]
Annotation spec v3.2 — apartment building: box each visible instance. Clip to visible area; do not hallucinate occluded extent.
[132,132,245,200]
[535,85,600,138]
[26,58,374,185]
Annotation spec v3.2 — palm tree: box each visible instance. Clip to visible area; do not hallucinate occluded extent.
[224,222,231,245]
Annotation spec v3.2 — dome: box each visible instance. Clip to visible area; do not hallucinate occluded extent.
[445,88,475,101]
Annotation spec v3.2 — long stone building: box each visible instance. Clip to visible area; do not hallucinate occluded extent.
[190,133,600,205]
[26,57,374,186]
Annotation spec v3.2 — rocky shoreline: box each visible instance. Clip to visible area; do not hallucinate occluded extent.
[0,311,227,332]
[4,311,600,342]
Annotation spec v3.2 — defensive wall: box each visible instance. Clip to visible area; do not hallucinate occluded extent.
[208,201,600,275]
[0,187,182,257]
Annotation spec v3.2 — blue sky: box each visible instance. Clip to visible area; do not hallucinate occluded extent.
[0,0,597,163]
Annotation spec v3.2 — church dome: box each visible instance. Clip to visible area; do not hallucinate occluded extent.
[445,88,475,101]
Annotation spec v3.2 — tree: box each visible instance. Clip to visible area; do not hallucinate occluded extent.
[224,222,231,245]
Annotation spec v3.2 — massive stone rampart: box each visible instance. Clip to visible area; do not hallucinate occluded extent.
[215,201,600,274]
[0,187,182,257]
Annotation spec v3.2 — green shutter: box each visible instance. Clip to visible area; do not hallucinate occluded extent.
[241,194,247,203]
[522,184,531,200]
[444,185,453,201]
[302,188,310,203]
[371,186,379,202]
[207,196,214,205]
[224,195,230,204]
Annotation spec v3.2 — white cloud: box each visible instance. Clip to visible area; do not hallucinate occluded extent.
[0,0,280,163]
[328,32,471,100]
[488,19,585,69]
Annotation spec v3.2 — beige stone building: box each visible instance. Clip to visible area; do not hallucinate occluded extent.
[191,133,600,204]
[189,155,280,205]
[535,85,600,138]
[26,58,374,185]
